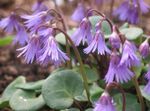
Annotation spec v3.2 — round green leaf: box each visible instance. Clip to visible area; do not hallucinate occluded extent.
[42,70,84,110]
[10,90,45,111]
[120,27,143,40]
[2,76,26,100]
[113,93,140,111]
[16,80,44,91]
[73,65,99,83]
[140,85,150,101]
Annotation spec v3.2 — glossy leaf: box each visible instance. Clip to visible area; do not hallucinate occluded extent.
[42,70,84,110]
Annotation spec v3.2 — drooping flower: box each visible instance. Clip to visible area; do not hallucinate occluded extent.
[94,91,116,111]
[133,0,150,14]
[0,12,20,33]
[39,34,69,66]
[119,40,140,67]
[13,25,28,45]
[109,26,121,49]
[139,39,149,58]
[105,52,134,83]
[32,0,48,13]
[113,0,139,24]
[17,34,41,63]
[71,3,86,22]
[144,67,150,94]
[71,18,92,46]
[84,29,110,55]
[21,11,52,32]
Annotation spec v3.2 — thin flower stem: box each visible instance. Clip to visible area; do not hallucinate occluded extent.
[106,82,126,111]
[47,8,72,68]
[109,0,115,18]
[54,28,90,101]
[132,75,145,111]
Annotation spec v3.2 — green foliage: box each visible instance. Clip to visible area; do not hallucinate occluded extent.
[10,90,45,111]
[140,86,150,101]
[61,108,80,111]
[0,36,13,46]
[42,70,84,110]
[113,93,140,111]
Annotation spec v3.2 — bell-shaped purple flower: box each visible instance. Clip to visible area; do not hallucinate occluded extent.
[39,35,69,66]
[109,26,121,49]
[13,25,28,45]
[84,30,110,55]
[94,91,116,111]
[119,40,140,67]
[21,11,51,32]
[0,12,20,33]
[113,1,139,24]
[71,3,86,22]
[71,18,92,46]
[17,34,41,63]
[139,39,149,58]
[32,0,48,13]
[105,52,134,83]
[133,0,150,14]
[144,67,150,94]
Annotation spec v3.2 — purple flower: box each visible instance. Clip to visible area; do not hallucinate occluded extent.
[94,91,116,111]
[105,52,134,83]
[71,18,92,46]
[21,11,51,32]
[139,39,149,58]
[13,25,28,45]
[84,30,110,55]
[113,1,139,24]
[0,12,20,33]
[133,0,150,14]
[119,40,140,67]
[17,34,41,63]
[109,26,121,49]
[71,3,86,22]
[32,0,48,13]
[39,35,69,66]
[144,67,150,94]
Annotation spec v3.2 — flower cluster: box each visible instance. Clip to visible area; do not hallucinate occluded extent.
[113,0,149,24]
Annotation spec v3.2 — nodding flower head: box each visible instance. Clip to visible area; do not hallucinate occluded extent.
[38,31,69,66]
[21,11,52,32]
[113,1,139,24]
[139,39,149,58]
[105,51,134,83]
[109,26,121,49]
[84,23,110,55]
[71,3,86,22]
[0,12,20,33]
[17,34,41,63]
[119,40,140,67]
[94,91,116,111]
[71,17,92,46]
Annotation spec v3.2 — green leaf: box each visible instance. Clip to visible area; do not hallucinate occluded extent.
[55,28,76,45]
[61,108,80,111]
[140,85,150,101]
[89,16,111,35]
[0,98,9,109]
[0,36,13,46]
[120,27,143,40]
[73,65,99,83]
[15,80,44,91]
[2,76,26,100]
[42,70,84,110]
[85,108,93,111]
[113,93,140,111]
[89,83,103,103]
[9,90,45,111]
